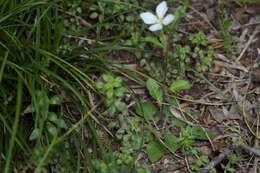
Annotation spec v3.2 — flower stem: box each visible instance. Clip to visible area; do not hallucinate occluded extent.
[163,36,169,88]
[161,33,170,113]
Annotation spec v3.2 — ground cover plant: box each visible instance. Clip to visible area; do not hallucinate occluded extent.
[1,0,260,172]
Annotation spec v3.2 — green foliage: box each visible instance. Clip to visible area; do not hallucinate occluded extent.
[191,126,215,140]
[218,8,236,54]
[178,126,195,150]
[24,91,67,139]
[178,126,215,151]
[48,112,68,129]
[170,80,191,93]
[221,154,239,173]
[188,31,208,46]
[173,44,191,75]
[188,32,215,72]
[135,102,158,122]
[228,154,239,164]
[143,36,164,49]
[168,30,216,77]
[143,61,164,82]
[146,134,179,162]
[115,114,151,151]
[146,141,167,163]
[88,1,139,28]
[221,164,235,173]
[177,126,213,171]
[0,0,110,171]
[95,73,127,115]
[49,95,64,105]
[94,151,151,173]
[163,133,178,153]
[191,155,209,171]
[146,78,163,103]
[145,125,215,163]
[29,128,41,141]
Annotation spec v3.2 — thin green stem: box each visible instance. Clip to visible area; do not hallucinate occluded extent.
[163,35,169,88]
[0,52,8,85]
[4,77,23,173]
[161,32,170,112]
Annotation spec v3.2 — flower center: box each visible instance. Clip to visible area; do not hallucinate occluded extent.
[157,18,163,25]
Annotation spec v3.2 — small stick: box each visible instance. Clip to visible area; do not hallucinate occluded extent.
[213,60,248,73]
[235,22,260,30]
[201,126,215,151]
[65,35,105,45]
[166,93,230,106]
[235,144,260,157]
[198,148,231,173]
[185,155,192,173]
[236,26,260,62]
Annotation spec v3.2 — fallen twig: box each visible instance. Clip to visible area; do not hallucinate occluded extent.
[213,60,248,73]
[198,148,231,173]
[236,26,260,62]
[235,144,260,157]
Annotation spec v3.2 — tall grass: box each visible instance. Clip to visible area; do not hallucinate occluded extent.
[0,0,113,172]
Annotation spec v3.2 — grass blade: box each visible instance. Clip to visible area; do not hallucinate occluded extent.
[4,77,23,173]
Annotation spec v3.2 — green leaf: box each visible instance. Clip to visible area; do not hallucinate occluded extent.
[108,121,117,128]
[170,80,191,93]
[106,88,114,99]
[114,87,126,97]
[191,126,215,140]
[200,155,209,163]
[146,141,167,163]
[24,104,35,114]
[135,102,157,121]
[165,97,179,107]
[115,100,127,112]
[56,119,68,129]
[229,154,238,164]
[46,122,57,136]
[95,81,104,89]
[29,128,40,141]
[48,112,68,129]
[37,91,49,108]
[103,83,113,91]
[102,74,114,82]
[146,78,163,102]
[113,77,122,87]
[105,97,113,107]
[108,105,116,116]
[90,12,98,19]
[143,36,164,49]
[163,133,178,152]
[48,112,58,122]
[49,94,64,105]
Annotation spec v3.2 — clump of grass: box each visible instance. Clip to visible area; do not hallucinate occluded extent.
[0,0,109,172]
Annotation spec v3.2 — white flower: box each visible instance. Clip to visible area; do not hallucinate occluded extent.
[140,1,175,32]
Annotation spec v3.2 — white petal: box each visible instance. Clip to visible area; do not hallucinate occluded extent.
[156,1,167,19]
[149,24,163,31]
[140,12,157,24]
[163,14,175,25]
